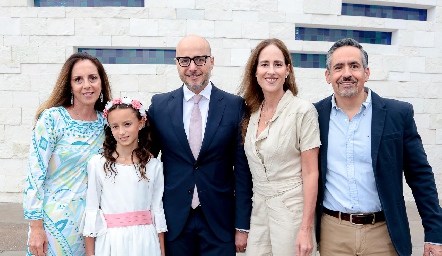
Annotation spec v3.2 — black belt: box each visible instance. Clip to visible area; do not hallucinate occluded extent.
[324,207,385,225]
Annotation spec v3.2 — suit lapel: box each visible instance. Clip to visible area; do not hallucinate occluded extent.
[317,96,332,181]
[168,87,194,160]
[199,85,225,158]
[370,91,386,175]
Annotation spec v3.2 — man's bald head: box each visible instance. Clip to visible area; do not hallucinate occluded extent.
[176,34,212,57]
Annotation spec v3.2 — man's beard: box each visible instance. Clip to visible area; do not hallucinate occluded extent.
[337,77,359,98]
[185,81,206,92]
[181,71,210,92]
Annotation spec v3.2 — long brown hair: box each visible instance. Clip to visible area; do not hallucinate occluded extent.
[34,52,112,122]
[102,104,152,181]
[238,38,298,140]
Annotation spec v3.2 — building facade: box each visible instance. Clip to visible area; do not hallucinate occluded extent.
[0,0,441,202]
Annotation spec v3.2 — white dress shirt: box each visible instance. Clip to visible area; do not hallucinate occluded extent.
[183,82,212,142]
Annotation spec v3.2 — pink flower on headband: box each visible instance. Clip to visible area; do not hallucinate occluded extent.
[103,109,109,118]
[103,97,147,122]
[132,100,142,110]
[112,98,122,105]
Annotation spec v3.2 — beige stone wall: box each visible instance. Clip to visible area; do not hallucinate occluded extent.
[0,0,441,202]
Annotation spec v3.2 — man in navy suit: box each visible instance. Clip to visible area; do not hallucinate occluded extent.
[314,38,442,255]
[148,34,252,256]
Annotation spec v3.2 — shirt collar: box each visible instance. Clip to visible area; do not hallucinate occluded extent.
[183,81,212,102]
[363,87,372,108]
[331,87,372,110]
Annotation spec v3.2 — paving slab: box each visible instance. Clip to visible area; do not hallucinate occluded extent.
[0,201,438,255]
[0,251,26,256]
[0,203,27,253]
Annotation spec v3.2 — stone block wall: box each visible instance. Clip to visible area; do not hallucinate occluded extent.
[0,0,441,202]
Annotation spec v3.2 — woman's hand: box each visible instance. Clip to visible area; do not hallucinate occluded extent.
[28,220,48,256]
[295,228,313,256]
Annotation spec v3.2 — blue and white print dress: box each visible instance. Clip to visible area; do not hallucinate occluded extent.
[23,106,105,256]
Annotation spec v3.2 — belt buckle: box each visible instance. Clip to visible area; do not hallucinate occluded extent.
[349,213,369,225]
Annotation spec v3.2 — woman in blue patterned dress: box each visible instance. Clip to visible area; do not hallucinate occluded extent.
[23,52,112,256]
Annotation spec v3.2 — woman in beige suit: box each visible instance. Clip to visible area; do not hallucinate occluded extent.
[239,38,320,256]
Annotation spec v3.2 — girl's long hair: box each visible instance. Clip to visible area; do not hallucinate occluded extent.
[102,104,151,181]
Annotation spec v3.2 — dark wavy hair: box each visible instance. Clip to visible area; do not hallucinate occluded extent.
[34,52,112,122]
[102,103,151,181]
[326,38,368,71]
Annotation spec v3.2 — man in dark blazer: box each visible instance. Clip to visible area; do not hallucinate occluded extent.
[314,38,442,255]
[147,34,252,256]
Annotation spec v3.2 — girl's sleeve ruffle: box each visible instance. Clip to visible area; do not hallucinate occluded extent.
[81,209,107,237]
[151,160,167,233]
[151,209,168,233]
[81,155,106,237]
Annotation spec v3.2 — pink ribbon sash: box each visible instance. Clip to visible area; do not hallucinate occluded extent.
[104,210,152,228]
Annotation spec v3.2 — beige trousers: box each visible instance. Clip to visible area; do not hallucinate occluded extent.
[319,213,397,256]
[246,181,316,256]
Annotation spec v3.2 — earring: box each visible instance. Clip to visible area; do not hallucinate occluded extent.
[70,93,73,105]
[285,75,288,79]
[100,92,103,103]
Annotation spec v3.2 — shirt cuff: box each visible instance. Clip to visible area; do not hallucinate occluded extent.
[236,228,249,233]
[425,242,442,246]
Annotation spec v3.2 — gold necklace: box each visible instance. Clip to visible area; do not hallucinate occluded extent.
[71,106,94,120]
[261,100,276,125]
[71,107,82,118]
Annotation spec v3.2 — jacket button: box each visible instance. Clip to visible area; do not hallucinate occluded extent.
[188,190,192,194]
[193,165,199,170]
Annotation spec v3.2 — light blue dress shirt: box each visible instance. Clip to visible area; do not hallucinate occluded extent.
[323,88,382,213]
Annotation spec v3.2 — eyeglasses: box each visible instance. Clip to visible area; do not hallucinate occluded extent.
[175,55,211,67]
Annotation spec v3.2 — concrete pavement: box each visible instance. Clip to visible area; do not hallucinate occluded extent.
[0,203,28,255]
[0,201,432,255]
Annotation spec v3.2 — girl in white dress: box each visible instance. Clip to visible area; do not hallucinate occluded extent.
[82,97,167,256]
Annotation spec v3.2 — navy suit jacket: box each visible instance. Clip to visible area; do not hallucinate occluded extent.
[148,84,253,242]
[314,90,442,255]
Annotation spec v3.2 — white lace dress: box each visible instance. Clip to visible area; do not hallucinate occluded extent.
[82,155,167,256]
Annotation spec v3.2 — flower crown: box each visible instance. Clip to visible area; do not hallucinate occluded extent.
[103,97,147,122]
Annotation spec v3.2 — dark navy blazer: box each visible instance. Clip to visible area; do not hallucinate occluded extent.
[148,85,253,242]
[314,90,442,255]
